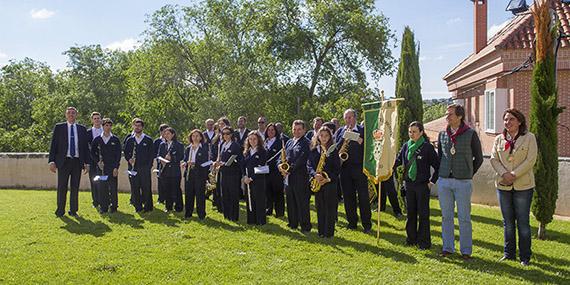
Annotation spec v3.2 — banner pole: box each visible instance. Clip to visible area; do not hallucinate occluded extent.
[376,181,382,244]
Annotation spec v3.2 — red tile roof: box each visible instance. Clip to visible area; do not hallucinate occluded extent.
[444,0,570,81]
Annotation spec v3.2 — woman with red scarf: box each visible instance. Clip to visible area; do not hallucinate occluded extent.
[490,108,537,266]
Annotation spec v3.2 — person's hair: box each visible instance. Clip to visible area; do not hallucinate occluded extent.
[310,126,334,150]
[409,121,429,141]
[188,129,205,144]
[344,108,357,118]
[159,123,169,132]
[132,118,144,127]
[221,126,234,141]
[292,119,306,129]
[205,118,214,124]
[102,118,113,126]
[66,106,78,113]
[164,127,177,141]
[238,116,247,122]
[213,122,219,131]
[244,130,264,155]
[264,123,281,139]
[313,117,324,124]
[257,116,267,123]
[218,116,230,127]
[322,121,337,133]
[90,112,101,118]
[503,108,528,135]
[447,103,466,123]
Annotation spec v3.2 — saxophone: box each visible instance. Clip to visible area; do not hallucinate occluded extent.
[205,143,221,195]
[310,145,330,193]
[338,138,350,163]
[277,138,290,173]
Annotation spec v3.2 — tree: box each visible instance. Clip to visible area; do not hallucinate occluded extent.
[529,0,564,240]
[395,26,422,149]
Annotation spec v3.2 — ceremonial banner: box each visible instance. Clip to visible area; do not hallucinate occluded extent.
[362,98,403,183]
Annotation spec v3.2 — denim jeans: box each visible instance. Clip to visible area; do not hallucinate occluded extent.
[437,178,473,255]
[497,189,533,262]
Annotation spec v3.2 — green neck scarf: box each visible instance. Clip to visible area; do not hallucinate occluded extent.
[406,136,425,181]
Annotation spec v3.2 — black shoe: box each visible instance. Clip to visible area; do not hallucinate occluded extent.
[520,260,530,266]
[135,208,143,213]
[346,224,357,230]
[99,209,108,214]
[55,212,64,217]
[109,208,117,213]
[363,227,372,233]
[461,254,472,261]
[418,245,431,250]
[143,209,153,213]
[395,213,403,219]
[301,229,311,234]
[439,251,452,257]
[405,241,417,247]
[287,224,298,230]
[499,256,515,262]
[67,211,78,217]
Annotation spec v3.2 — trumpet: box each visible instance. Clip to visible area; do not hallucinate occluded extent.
[277,138,290,173]
[310,145,330,193]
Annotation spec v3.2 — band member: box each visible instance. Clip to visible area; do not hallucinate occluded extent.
[211,117,231,212]
[91,118,121,214]
[256,116,267,140]
[395,121,440,250]
[279,120,311,232]
[234,116,250,151]
[214,126,242,221]
[154,124,169,204]
[331,118,340,132]
[335,109,371,232]
[242,131,268,225]
[264,123,285,217]
[182,129,209,219]
[86,111,103,208]
[49,107,91,217]
[306,117,324,140]
[123,119,137,205]
[124,118,155,213]
[158,127,185,212]
[275,122,290,142]
[203,119,216,147]
[308,126,341,238]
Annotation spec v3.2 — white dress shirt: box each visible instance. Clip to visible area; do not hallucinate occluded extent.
[67,122,79,158]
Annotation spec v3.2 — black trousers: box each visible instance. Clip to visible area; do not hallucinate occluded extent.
[316,182,338,237]
[405,181,431,248]
[341,166,371,229]
[163,176,183,211]
[99,175,118,212]
[247,177,267,225]
[286,173,311,231]
[185,170,206,219]
[214,173,223,213]
[157,174,165,203]
[265,171,284,217]
[56,158,82,215]
[130,168,153,211]
[379,175,402,215]
[88,164,99,207]
[221,172,240,221]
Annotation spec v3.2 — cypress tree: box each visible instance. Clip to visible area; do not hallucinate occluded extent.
[529,0,564,239]
[395,26,423,150]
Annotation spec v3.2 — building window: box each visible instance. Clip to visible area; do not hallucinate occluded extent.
[485,89,508,134]
[485,90,495,131]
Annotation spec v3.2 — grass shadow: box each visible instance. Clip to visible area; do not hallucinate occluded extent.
[59,215,111,237]
[103,211,145,229]
[141,209,181,227]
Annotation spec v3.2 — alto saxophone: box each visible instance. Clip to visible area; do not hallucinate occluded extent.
[205,144,221,195]
[277,138,290,173]
[310,145,330,193]
[338,138,350,163]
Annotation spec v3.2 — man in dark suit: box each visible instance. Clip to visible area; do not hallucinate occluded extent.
[234,116,250,151]
[48,107,91,217]
[278,120,311,233]
[305,117,324,141]
[124,118,155,213]
[334,108,371,232]
[86,111,103,208]
[154,124,169,204]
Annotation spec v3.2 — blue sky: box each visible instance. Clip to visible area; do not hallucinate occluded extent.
[0,0,518,99]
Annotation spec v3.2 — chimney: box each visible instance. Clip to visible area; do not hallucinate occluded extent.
[473,0,488,53]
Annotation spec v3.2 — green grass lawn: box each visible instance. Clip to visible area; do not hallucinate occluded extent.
[0,189,569,284]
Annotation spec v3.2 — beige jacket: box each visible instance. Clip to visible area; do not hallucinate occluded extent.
[490,132,537,191]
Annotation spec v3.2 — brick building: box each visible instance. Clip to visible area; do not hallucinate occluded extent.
[442,0,570,157]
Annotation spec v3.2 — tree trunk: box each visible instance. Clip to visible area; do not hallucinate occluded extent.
[537,222,546,240]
